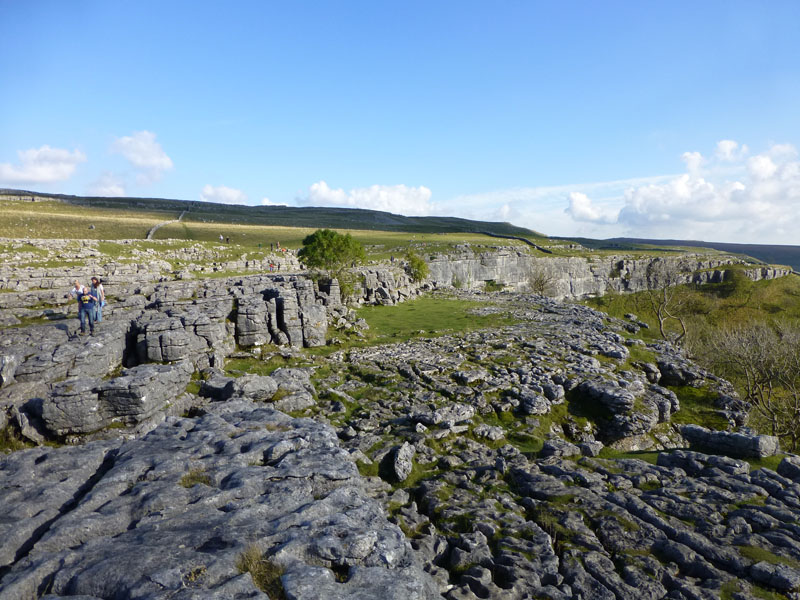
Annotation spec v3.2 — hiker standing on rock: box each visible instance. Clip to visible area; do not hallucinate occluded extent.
[67,281,97,336]
[90,277,105,323]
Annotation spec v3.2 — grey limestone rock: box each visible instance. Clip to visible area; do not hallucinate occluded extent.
[750,561,800,592]
[0,353,20,388]
[681,424,780,459]
[42,361,194,436]
[577,380,636,413]
[275,289,303,347]
[541,437,581,458]
[235,296,270,347]
[0,400,439,599]
[413,403,475,427]
[301,303,328,347]
[43,377,105,435]
[393,442,416,482]
[0,440,118,569]
[232,373,279,402]
[96,361,192,427]
[138,315,192,362]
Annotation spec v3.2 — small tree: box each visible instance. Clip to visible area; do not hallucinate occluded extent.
[525,263,555,296]
[644,259,690,344]
[706,322,800,450]
[404,250,429,282]
[298,229,366,301]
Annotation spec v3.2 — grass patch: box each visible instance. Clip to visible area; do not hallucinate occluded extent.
[357,295,517,344]
[746,454,787,472]
[0,425,35,453]
[356,460,380,478]
[737,544,800,569]
[235,545,286,599]
[179,468,211,488]
[668,385,729,430]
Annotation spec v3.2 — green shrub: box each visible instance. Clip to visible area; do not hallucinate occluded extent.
[404,250,429,282]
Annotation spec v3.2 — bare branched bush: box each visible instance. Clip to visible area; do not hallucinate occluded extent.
[644,259,691,344]
[526,264,556,296]
[704,322,800,451]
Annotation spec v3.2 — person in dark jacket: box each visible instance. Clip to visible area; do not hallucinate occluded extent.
[68,282,97,336]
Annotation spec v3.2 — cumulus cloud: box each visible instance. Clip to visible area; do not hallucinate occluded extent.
[565,192,617,224]
[0,145,86,184]
[111,131,173,183]
[681,151,705,175]
[747,155,777,179]
[300,180,433,216]
[260,197,286,206]
[88,172,126,196]
[200,184,248,205]
[565,140,800,244]
[715,139,748,162]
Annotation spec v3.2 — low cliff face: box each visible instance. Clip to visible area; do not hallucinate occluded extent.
[426,248,791,299]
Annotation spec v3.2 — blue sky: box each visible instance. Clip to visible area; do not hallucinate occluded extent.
[2,1,800,244]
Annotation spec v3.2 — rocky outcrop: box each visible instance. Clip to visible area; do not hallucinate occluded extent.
[0,237,302,294]
[0,274,340,441]
[681,424,780,458]
[426,248,791,299]
[0,399,439,599]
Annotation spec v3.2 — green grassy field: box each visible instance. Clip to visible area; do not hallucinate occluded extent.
[357,295,517,343]
[0,196,545,259]
[155,218,535,258]
[0,200,174,239]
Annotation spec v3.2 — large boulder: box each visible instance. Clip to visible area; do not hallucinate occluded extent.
[43,377,106,435]
[235,296,270,347]
[301,304,328,347]
[680,424,780,458]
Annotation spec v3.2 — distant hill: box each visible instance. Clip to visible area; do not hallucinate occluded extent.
[0,189,544,238]
[567,236,800,271]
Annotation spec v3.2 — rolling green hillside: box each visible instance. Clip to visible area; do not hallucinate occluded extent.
[0,188,544,238]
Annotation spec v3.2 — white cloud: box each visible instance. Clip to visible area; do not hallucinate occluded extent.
[0,145,86,184]
[260,197,286,206]
[681,151,705,174]
[300,180,433,216]
[88,172,125,196]
[200,184,248,205]
[565,192,617,224]
[566,141,800,244]
[111,131,173,183]
[747,155,778,179]
[715,139,748,162]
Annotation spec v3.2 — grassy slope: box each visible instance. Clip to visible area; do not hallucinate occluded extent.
[0,190,545,238]
[0,199,173,240]
[585,274,800,340]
